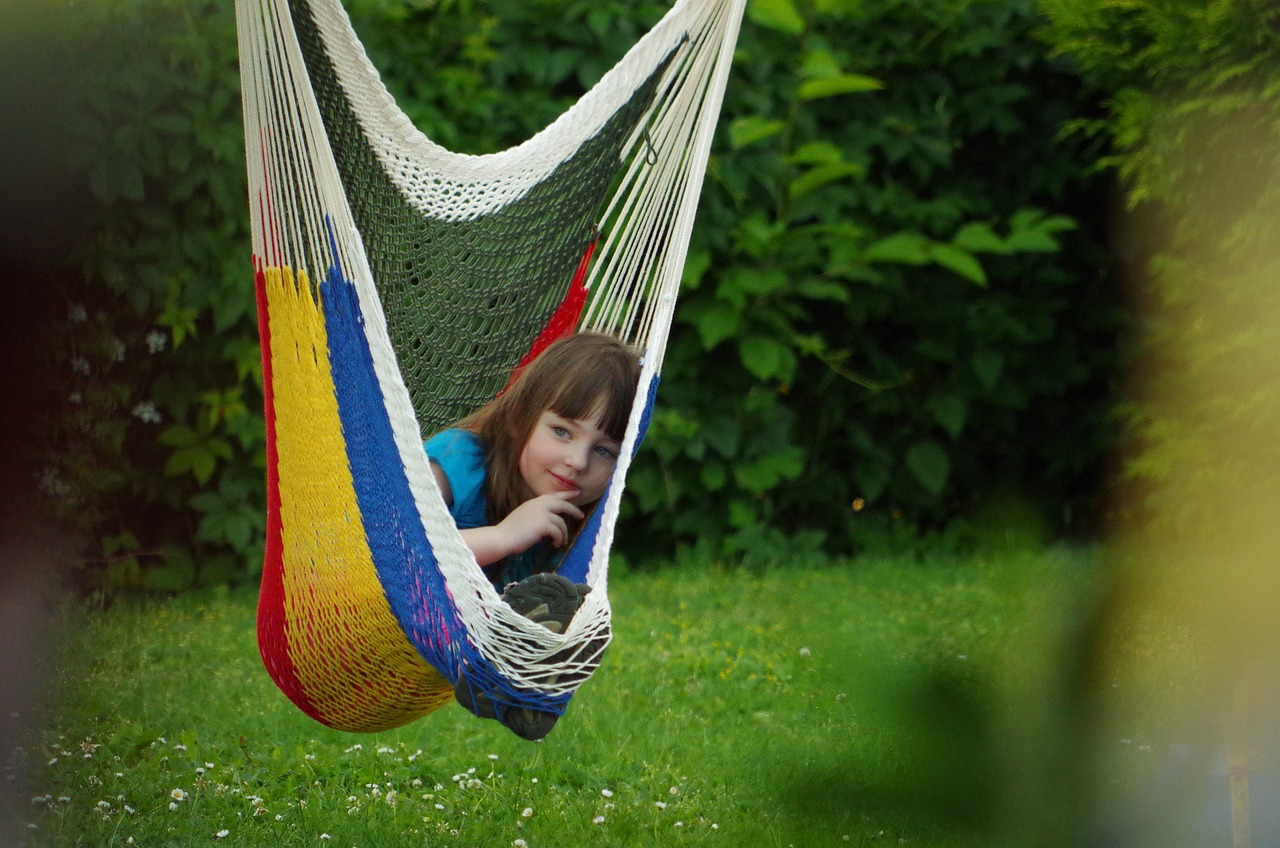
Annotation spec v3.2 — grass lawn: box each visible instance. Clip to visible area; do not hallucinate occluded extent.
[5,547,1156,848]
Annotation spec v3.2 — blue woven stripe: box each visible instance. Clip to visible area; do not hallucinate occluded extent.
[320,267,468,678]
[557,373,659,583]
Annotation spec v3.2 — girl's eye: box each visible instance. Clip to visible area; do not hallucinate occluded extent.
[552,425,570,438]
[594,445,618,460]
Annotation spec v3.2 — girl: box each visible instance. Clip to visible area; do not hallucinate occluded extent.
[425,332,640,739]
[424,330,641,590]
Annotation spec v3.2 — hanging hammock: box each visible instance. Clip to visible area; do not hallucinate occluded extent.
[236,0,745,733]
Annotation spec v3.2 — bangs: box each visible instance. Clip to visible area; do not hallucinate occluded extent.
[546,357,637,443]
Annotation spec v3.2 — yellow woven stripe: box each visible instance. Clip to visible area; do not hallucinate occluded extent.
[264,267,453,731]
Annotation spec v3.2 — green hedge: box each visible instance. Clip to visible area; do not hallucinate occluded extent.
[35,0,1118,592]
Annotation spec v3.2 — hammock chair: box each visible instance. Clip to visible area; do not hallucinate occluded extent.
[236,0,745,733]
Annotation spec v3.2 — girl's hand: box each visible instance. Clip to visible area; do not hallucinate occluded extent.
[459,491,584,566]
[498,491,585,551]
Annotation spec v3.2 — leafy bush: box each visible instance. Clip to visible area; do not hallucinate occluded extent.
[35,0,261,593]
[623,0,1119,564]
[36,0,1118,593]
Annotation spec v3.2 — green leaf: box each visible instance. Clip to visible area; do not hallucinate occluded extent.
[787,141,843,165]
[853,462,890,501]
[701,461,728,491]
[728,498,758,529]
[717,266,788,304]
[728,115,787,150]
[952,222,1009,254]
[905,440,950,496]
[734,445,804,491]
[1006,208,1077,253]
[747,0,805,35]
[794,280,851,303]
[701,414,742,458]
[1004,228,1061,253]
[789,162,863,199]
[928,243,987,286]
[926,394,968,438]
[861,232,931,265]
[797,73,883,100]
[694,302,740,350]
[738,335,794,381]
[972,350,1004,389]
[158,425,199,448]
[681,248,713,290]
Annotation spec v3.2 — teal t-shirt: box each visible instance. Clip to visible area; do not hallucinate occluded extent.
[423,428,561,589]
[423,428,488,530]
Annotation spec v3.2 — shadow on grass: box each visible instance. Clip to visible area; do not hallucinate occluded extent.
[777,667,1002,842]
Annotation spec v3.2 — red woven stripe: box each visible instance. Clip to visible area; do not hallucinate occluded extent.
[514,238,596,374]
[254,262,323,725]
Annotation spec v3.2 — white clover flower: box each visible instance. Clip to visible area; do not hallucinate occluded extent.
[146,330,167,354]
[513,840,528,848]
[215,830,229,838]
[655,801,667,809]
[799,646,812,657]
[169,802,178,811]
[111,340,126,362]
[131,402,162,424]
[601,788,613,798]
[669,786,679,795]
[172,744,187,752]
[593,816,605,825]
[320,834,331,840]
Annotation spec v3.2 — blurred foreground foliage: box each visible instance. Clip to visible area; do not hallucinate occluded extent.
[31,0,1122,594]
[1041,0,1280,541]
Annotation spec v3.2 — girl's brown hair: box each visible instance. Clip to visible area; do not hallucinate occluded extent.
[460,331,641,525]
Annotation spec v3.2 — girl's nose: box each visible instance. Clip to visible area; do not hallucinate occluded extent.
[564,444,590,470]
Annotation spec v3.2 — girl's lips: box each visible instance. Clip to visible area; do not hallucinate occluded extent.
[551,473,580,494]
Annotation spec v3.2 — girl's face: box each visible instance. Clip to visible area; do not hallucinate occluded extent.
[517,402,622,508]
